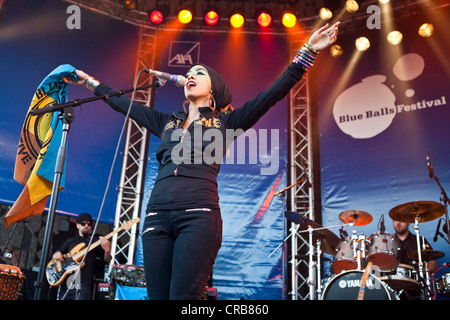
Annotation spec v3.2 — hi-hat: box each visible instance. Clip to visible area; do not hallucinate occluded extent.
[389,201,445,223]
[338,210,373,226]
[407,249,445,261]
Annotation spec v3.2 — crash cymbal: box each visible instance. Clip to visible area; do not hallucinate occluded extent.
[407,249,445,261]
[285,211,339,255]
[338,210,373,226]
[389,201,445,223]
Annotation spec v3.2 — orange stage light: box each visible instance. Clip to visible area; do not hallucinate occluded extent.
[282,13,297,28]
[257,12,272,27]
[230,13,245,28]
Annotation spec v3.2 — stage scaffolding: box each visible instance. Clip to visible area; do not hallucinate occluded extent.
[107,26,158,273]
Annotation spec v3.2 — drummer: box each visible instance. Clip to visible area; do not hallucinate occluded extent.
[393,220,438,273]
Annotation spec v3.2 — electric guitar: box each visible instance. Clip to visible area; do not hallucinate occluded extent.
[46,218,140,286]
[357,261,373,300]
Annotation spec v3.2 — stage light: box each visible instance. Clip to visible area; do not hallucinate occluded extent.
[178,9,193,24]
[355,37,370,51]
[379,0,390,3]
[122,0,136,10]
[319,7,333,20]
[282,12,297,28]
[345,0,359,13]
[204,7,220,26]
[230,9,245,28]
[387,30,403,45]
[330,44,343,57]
[149,5,169,24]
[418,23,434,38]
[256,9,272,28]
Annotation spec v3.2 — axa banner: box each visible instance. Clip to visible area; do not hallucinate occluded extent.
[134,32,289,300]
[317,21,450,286]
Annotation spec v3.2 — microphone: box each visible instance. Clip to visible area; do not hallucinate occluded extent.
[433,218,442,242]
[143,69,187,87]
[426,153,433,179]
[379,214,385,233]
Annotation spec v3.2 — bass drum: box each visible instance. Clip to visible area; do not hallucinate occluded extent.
[322,270,398,300]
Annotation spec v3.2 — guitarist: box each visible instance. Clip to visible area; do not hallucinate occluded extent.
[51,213,111,300]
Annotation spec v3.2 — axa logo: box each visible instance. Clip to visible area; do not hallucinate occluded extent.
[168,41,200,67]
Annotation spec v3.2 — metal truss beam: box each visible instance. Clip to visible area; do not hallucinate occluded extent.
[107,26,158,272]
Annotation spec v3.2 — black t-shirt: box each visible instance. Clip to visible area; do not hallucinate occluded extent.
[147,175,219,211]
[395,232,433,265]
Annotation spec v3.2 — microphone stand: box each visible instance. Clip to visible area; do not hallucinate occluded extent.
[32,83,159,300]
[273,178,307,300]
[428,162,450,244]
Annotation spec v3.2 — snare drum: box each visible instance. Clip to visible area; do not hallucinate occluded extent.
[435,273,450,297]
[322,270,398,300]
[0,264,25,300]
[367,232,399,271]
[380,264,419,291]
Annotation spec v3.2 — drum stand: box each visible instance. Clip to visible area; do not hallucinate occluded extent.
[298,222,353,300]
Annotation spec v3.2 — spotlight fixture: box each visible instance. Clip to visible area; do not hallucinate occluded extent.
[418,23,434,38]
[282,11,297,28]
[319,7,333,20]
[148,4,170,24]
[178,8,193,24]
[204,6,220,26]
[230,8,245,28]
[345,0,359,13]
[255,8,272,28]
[330,44,343,57]
[387,30,403,45]
[355,37,370,51]
[122,0,136,10]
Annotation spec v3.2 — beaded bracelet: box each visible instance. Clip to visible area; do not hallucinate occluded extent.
[304,42,319,56]
[85,76,100,91]
[292,45,318,72]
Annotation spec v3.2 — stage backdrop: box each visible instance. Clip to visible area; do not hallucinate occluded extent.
[317,19,450,289]
[133,32,290,300]
[0,0,138,225]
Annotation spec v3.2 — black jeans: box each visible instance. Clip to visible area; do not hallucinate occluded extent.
[142,208,222,300]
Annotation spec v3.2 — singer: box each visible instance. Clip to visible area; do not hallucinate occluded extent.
[63,22,340,300]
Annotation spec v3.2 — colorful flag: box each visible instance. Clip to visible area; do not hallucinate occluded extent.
[5,65,77,227]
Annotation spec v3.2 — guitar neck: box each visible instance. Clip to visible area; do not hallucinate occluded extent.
[72,223,129,261]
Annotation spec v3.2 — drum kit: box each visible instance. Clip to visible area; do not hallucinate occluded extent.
[288,200,449,300]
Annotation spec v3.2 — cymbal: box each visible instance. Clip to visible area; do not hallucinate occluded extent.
[285,211,339,255]
[407,249,445,261]
[389,201,445,223]
[338,210,373,226]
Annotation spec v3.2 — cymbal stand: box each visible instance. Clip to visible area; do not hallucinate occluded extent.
[316,238,323,300]
[308,226,316,300]
[414,215,432,300]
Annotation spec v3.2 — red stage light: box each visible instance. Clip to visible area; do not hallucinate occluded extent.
[257,12,272,27]
[149,10,164,24]
[205,10,219,26]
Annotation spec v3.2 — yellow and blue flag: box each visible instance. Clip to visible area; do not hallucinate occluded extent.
[5,65,77,227]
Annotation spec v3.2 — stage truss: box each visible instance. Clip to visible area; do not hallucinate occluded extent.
[107,26,158,274]
[287,42,315,300]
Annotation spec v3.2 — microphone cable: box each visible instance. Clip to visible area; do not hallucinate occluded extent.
[61,69,148,300]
